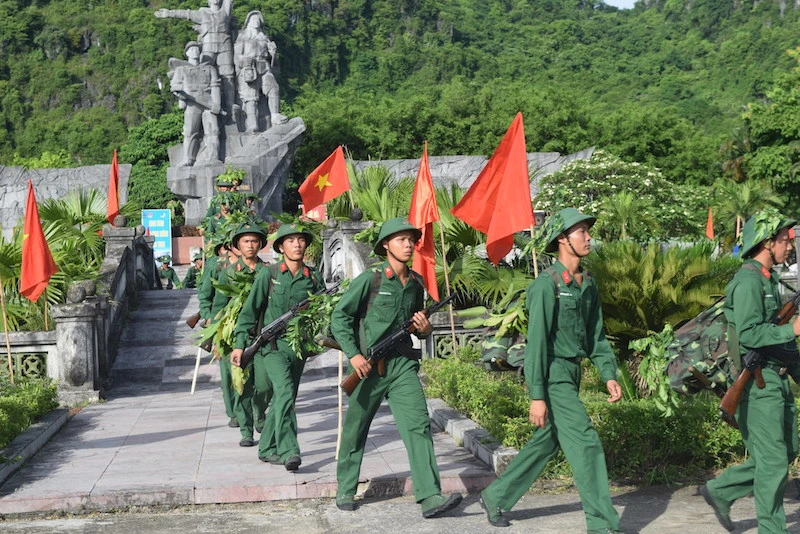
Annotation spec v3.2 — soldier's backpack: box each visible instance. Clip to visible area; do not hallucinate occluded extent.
[481,331,526,371]
[664,297,741,396]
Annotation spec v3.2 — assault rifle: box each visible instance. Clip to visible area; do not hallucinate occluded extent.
[340,293,456,396]
[236,282,341,368]
[186,312,202,329]
[718,289,800,428]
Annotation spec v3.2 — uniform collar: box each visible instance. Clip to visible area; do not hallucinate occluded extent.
[279,260,310,278]
[553,260,584,286]
[744,258,774,280]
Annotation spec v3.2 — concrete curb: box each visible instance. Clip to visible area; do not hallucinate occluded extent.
[427,398,517,475]
[0,408,71,487]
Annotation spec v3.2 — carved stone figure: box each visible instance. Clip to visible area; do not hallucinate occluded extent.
[168,41,223,167]
[234,10,288,132]
[155,0,235,121]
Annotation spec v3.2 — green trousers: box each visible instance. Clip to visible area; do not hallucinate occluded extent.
[482,357,619,532]
[219,356,235,419]
[707,367,798,534]
[255,346,305,461]
[231,358,268,440]
[336,356,441,503]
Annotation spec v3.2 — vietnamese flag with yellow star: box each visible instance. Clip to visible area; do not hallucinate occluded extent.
[299,145,350,213]
[20,180,58,302]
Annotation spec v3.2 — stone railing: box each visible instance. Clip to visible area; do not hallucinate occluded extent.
[3,220,157,406]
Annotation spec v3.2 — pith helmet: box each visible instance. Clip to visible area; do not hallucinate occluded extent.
[272,223,314,254]
[193,253,203,261]
[231,222,266,249]
[542,208,596,253]
[215,175,234,187]
[184,41,201,55]
[372,218,422,256]
[157,254,172,264]
[739,209,797,258]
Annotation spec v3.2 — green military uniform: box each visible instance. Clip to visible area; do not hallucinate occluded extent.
[331,218,461,518]
[183,255,203,289]
[199,252,236,420]
[704,212,800,534]
[233,223,323,467]
[213,255,269,442]
[480,209,620,532]
[157,255,181,289]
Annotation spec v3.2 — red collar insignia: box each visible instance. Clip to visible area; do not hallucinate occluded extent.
[303,266,310,277]
[280,262,288,273]
[561,271,572,284]
[384,266,394,279]
[760,266,771,278]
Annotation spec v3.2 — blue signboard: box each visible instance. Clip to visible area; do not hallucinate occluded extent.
[142,209,172,264]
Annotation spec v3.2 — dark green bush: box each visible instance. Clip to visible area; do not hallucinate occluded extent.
[423,347,750,484]
[0,376,59,450]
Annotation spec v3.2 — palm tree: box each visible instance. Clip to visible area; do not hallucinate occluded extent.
[712,178,779,239]
[597,191,659,242]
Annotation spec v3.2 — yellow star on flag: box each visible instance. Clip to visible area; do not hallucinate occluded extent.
[315,173,333,192]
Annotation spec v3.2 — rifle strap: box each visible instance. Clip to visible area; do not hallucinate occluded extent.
[356,269,383,357]
[726,262,764,371]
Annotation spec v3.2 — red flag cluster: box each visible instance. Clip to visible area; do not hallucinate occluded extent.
[408,143,440,301]
[451,113,534,265]
[20,180,58,302]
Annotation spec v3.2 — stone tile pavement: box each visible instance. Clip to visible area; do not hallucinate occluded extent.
[0,289,494,515]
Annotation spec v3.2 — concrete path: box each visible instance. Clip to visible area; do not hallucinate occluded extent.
[0,289,492,515]
[3,288,800,533]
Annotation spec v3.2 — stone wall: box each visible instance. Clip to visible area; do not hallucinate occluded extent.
[0,164,131,241]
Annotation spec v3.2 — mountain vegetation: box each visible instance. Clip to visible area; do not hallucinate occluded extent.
[3,0,800,213]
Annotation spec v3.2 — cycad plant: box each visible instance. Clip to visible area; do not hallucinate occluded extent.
[584,240,740,359]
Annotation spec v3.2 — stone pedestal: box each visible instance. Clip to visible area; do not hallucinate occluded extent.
[321,220,374,284]
[51,301,101,405]
[166,117,306,225]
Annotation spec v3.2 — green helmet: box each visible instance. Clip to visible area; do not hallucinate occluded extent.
[157,254,172,264]
[739,209,797,258]
[231,222,267,249]
[215,175,234,187]
[541,208,596,253]
[372,217,422,256]
[272,222,315,254]
[192,253,203,262]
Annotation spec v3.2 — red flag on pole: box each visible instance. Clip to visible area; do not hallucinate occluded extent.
[450,113,534,265]
[298,146,350,213]
[705,207,714,240]
[107,149,120,224]
[409,142,440,301]
[20,180,58,302]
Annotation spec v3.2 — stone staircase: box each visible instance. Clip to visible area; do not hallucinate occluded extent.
[111,289,218,393]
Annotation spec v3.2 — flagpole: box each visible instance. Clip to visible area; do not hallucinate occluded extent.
[0,275,15,385]
[437,222,458,354]
[530,224,539,278]
[43,287,48,331]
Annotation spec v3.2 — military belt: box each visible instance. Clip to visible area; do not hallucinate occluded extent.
[763,360,788,376]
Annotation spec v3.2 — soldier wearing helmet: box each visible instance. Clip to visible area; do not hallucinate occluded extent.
[702,208,800,533]
[479,208,622,532]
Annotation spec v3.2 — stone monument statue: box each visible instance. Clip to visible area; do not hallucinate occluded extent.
[155,0,307,226]
[155,0,235,120]
[168,41,223,167]
[234,11,288,133]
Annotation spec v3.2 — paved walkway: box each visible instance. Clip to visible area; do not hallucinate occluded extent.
[0,289,493,515]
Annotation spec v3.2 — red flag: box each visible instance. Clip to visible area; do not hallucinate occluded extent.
[298,146,350,213]
[409,142,440,301]
[20,180,58,302]
[705,207,714,240]
[451,113,534,265]
[107,149,120,224]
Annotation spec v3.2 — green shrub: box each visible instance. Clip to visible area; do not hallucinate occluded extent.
[0,376,59,450]
[423,348,751,484]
